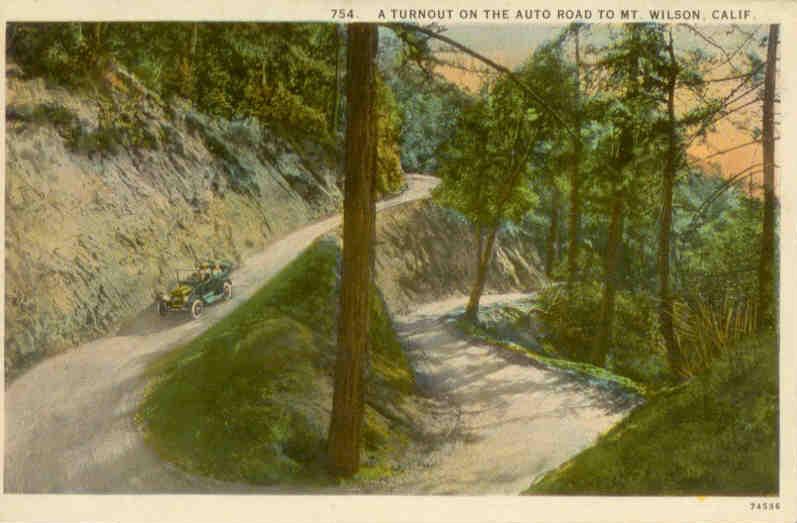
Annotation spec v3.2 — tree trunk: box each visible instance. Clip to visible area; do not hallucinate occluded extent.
[659,29,682,377]
[593,194,624,366]
[546,185,561,277]
[566,26,582,287]
[327,23,378,478]
[757,24,778,329]
[465,226,498,322]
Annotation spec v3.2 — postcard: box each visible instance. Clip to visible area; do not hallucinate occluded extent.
[1,0,795,522]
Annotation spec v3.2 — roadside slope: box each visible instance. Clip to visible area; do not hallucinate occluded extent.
[374,201,545,314]
[527,333,778,495]
[5,63,340,377]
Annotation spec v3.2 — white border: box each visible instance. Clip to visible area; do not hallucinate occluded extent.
[0,2,794,522]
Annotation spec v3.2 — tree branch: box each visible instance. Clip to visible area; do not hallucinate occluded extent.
[381,22,578,139]
[701,139,761,160]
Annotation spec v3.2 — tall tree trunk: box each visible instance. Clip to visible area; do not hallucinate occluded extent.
[757,24,778,329]
[659,29,682,377]
[593,193,624,366]
[546,185,561,276]
[566,26,582,287]
[465,226,498,322]
[327,23,378,478]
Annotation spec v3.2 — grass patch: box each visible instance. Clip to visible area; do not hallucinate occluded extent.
[526,332,778,495]
[138,236,416,486]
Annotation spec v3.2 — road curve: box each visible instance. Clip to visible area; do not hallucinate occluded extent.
[382,295,641,495]
[4,174,438,493]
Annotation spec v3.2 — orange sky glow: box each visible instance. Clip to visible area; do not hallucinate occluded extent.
[432,24,777,196]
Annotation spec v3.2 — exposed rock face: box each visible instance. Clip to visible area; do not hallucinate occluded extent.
[374,200,546,314]
[5,65,342,378]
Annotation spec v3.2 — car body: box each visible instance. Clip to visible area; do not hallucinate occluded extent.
[154,261,233,319]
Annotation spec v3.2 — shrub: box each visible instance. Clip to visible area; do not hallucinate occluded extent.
[671,295,758,378]
[535,282,670,385]
[375,74,404,195]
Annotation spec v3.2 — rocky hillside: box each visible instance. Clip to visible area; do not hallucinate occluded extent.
[5,62,342,378]
[374,200,546,314]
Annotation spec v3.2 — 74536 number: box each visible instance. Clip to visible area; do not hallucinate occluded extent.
[750,501,781,511]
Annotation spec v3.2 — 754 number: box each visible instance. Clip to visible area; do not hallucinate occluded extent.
[331,9,355,19]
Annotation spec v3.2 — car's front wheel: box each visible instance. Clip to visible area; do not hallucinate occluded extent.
[223,281,232,300]
[190,299,204,319]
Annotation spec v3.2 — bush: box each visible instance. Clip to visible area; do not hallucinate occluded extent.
[672,295,758,378]
[536,282,670,385]
[375,73,404,195]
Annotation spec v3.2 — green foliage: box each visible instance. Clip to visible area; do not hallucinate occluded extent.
[524,23,766,380]
[9,23,341,143]
[375,73,404,195]
[677,174,762,303]
[8,23,114,85]
[139,238,415,485]
[11,97,160,155]
[535,282,670,386]
[672,295,758,377]
[433,81,541,229]
[527,332,778,495]
[379,32,470,173]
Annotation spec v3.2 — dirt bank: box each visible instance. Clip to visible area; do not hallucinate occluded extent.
[374,200,546,315]
[5,62,341,376]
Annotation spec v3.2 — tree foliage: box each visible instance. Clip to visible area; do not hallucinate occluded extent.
[10,23,342,142]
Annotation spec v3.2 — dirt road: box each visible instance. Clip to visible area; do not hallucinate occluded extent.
[5,176,638,495]
[383,295,641,495]
[4,174,438,493]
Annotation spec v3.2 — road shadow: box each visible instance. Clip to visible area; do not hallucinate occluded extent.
[115,304,194,337]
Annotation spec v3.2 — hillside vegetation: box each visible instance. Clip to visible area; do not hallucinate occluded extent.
[527,333,778,495]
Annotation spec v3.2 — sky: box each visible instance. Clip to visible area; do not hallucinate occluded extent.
[429,23,773,192]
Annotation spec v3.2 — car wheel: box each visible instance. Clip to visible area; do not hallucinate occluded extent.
[157,301,168,317]
[223,281,232,300]
[190,300,204,319]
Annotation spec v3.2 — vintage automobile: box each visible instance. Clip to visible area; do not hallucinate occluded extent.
[154,261,233,319]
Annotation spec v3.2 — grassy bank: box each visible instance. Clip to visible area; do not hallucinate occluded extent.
[526,333,778,495]
[138,236,417,486]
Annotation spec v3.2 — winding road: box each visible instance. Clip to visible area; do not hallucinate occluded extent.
[4,174,438,493]
[5,173,638,494]
[383,295,639,495]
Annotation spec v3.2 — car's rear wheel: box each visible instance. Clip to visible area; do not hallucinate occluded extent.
[223,281,232,300]
[190,300,204,319]
[157,301,168,317]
